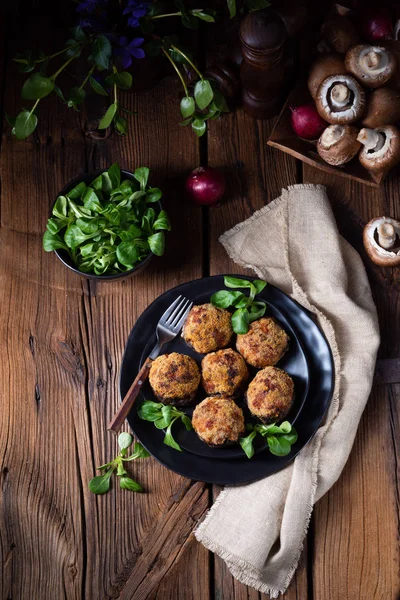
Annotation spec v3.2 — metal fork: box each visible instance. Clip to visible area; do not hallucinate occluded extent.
[108,295,193,433]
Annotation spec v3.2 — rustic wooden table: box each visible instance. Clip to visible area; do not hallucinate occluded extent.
[1,2,400,599]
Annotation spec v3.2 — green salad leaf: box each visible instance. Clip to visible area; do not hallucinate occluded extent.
[210,276,267,334]
[88,433,149,495]
[138,400,192,452]
[240,421,298,459]
[43,163,170,276]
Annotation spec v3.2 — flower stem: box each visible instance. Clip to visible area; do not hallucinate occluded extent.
[151,11,182,19]
[79,65,95,91]
[170,45,203,80]
[36,43,80,63]
[51,55,76,81]
[114,83,118,105]
[162,48,188,96]
[28,99,40,118]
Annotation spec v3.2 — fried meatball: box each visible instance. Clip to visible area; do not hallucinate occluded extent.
[192,397,245,447]
[149,352,200,405]
[182,303,233,354]
[201,348,249,398]
[236,317,289,368]
[247,366,294,423]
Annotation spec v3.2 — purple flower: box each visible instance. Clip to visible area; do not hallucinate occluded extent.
[115,36,145,69]
[123,1,150,28]
[76,0,105,13]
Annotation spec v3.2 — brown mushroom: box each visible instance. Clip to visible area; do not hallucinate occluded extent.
[321,16,360,54]
[317,124,361,165]
[363,216,400,266]
[361,88,400,128]
[308,54,346,99]
[345,45,396,88]
[315,74,366,124]
[382,41,400,89]
[357,125,400,171]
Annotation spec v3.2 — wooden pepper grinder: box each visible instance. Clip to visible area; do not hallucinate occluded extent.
[239,8,288,119]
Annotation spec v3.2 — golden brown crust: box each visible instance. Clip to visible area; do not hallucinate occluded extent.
[236,317,289,368]
[182,303,233,354]
[247,366,294,423]
[149,352,200,405]
[201,348,249,397]
[192,396,245,446]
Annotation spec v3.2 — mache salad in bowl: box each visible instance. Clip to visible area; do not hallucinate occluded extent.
[43,163,170,279]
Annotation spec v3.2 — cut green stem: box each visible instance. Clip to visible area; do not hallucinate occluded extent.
[51,55,77,81]
[171,44,203,80]
[79,65,95,91]
[162,48,188,96]
[36,43,80,63]
[151,11,182,19]
[29,99,40,118]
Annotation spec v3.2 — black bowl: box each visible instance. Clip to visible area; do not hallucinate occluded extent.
[52,169,161,281]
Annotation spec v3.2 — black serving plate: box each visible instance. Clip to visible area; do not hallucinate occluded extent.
[120,275,335,484]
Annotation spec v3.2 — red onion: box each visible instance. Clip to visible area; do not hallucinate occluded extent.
[360,9,393,41]
[290,104,327,140]
[185,167,226,207]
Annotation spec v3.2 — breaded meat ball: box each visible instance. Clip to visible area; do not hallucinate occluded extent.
[149,352,200,405]
[182,303,233,354]
[247,366,294,423]
[236,317,289,368]
[201,348,249,398]
[192,397,245,447]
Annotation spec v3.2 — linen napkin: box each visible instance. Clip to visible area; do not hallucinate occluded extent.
[195,184,380,597]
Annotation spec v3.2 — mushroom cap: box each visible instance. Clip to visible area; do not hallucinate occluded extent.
[321,15,360,54]
[317,124,361,165]
[361,87,400,128]
[345,45,396,89]
[308,54,346,99]
[363,217,400,266]
[358,125,400,171]
[315,74,366,124]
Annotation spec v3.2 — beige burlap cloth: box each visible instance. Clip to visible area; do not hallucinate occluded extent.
[195,184,380,597]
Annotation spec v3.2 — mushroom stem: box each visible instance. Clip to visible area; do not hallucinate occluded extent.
[377,222,396,249]
[364,51,381,70]
[330,83,350,108]
[357,128,385,151]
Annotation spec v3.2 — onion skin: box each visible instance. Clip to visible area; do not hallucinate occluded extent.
[360,9,393,42]
[290,104,327,140]
[185,167,226,207]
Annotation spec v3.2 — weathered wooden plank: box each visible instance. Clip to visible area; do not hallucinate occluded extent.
[302,165,400,599]
[0,5,209,599]
[207,109,306,599]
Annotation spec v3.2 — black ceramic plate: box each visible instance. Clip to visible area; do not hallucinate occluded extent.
[120,275,334,484]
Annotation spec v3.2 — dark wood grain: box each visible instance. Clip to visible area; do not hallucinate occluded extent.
[0,6,209,599]
[1,0,400,598]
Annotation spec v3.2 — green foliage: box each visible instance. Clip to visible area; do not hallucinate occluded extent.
[240,421,298,459]
[210,276,268,334]
[14,110,38,140]
[22,73,54,100]
[88,434,149,495]
[92,35,112,70]
[43,163,170,276]
[10,3,239,141]
[138,400,192,452]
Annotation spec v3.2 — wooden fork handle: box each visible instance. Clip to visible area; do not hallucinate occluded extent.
[107,357,153,434]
